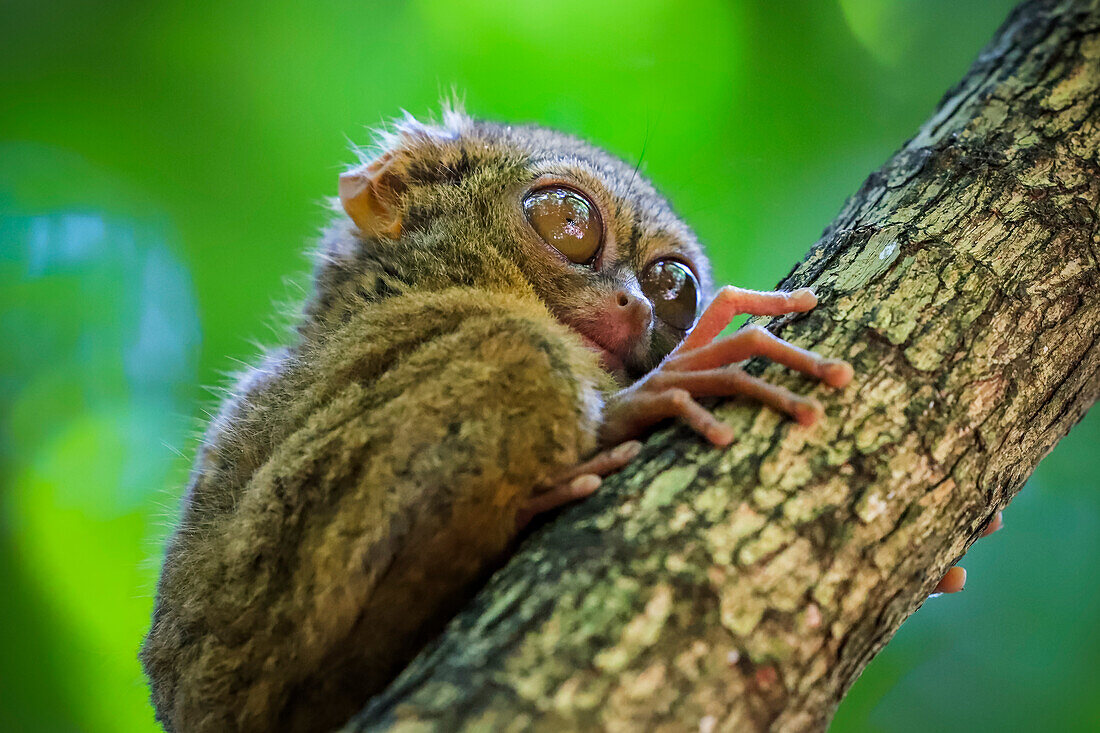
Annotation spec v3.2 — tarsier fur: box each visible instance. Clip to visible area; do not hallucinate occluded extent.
[141,105,849,732]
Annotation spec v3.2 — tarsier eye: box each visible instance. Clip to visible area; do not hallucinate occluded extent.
[523,186,602,264]
[641,259,700,330]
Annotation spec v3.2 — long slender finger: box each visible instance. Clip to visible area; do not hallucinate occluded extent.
[652,368,822,426]
[933,566,967,594]
[675,325,837,381]
[669,325,853,388]
[679,286,818,352]
[980,511,1003,537]
[543,441,642,487]
[517,474,601,530]
[606,389,734,446]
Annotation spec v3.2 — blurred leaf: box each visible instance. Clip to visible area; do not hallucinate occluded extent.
[839,0,909,65]
[1,145,198,731]
[9,411,161,731]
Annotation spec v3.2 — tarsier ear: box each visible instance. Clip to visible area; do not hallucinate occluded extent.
[339,152,408,240]
[340,110,471,239]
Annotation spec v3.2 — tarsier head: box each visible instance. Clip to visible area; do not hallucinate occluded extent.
[335,105,712,382]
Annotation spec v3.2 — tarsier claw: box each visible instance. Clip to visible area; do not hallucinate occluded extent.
[820,360,855,389]
[599,286,853,447]
[709,423,736,446]
[613,440,643,461]
[933,566,967,594]
[794,400,824,427]
[981,511,1004,537]
[788,287,819,311]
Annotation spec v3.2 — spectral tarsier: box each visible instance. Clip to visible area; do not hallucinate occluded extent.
[141,108,993,732]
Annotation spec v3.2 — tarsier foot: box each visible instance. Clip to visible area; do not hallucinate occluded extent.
[516,441,643,529]
[931,511,1004,595]
[600,286,854,446]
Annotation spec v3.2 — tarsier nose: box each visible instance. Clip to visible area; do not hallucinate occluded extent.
[613,288,653,333]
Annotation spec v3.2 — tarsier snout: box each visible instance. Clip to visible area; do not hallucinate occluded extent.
[607,287,653,345]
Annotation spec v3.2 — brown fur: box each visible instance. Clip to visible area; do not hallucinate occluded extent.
[140,105,711,732]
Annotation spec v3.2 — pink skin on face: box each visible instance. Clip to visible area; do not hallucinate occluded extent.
[566,288,654,376]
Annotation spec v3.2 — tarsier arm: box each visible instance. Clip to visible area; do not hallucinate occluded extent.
[142,290,609,733]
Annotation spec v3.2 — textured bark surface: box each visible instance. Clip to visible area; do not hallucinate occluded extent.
[347,1,1100,730]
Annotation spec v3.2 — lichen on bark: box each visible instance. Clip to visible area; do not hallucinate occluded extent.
[346,1,1100,730]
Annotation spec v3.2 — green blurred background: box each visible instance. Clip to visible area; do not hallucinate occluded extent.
[2,0,1098,730]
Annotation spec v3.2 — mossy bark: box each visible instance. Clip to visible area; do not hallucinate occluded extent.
[347,1,1100,730]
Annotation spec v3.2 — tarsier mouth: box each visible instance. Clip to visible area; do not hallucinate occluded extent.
[574,330,627,373]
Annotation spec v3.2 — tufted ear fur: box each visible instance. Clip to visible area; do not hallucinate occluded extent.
[340,105,472,240]
[339,152,408,240]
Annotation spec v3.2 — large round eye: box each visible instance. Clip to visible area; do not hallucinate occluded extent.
[641,259,700,330]
[523,186,602,264]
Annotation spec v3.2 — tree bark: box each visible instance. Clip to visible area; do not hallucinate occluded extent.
[347,1,1100,730]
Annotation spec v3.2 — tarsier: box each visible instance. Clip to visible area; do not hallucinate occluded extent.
[142,107,994,732]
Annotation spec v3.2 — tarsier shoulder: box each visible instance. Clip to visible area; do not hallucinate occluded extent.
[140,106,851,733]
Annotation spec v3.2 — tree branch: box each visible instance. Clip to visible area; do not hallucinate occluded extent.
[347,1,1100,729]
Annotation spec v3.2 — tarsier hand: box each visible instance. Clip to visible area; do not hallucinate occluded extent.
[521,285,1002,595]
[519,286,852,528]
[600,285,853,447]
